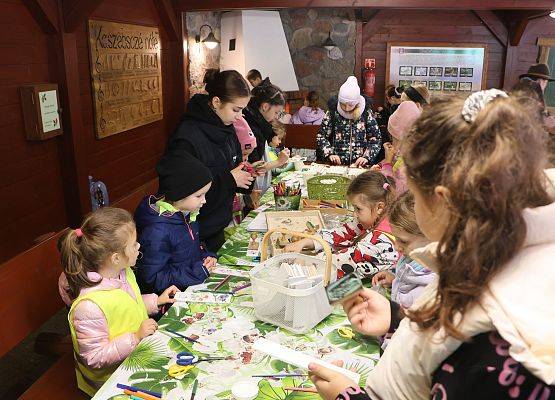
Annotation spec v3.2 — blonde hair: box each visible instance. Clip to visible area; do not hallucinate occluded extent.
[58,207,135,299]
[389,191,422,236]
[271,120,286,139]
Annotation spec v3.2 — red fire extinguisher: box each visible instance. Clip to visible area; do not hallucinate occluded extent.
[363,58,376,98]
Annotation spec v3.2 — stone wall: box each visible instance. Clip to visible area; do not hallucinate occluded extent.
[280,9,356,109]
[186,12,221,98]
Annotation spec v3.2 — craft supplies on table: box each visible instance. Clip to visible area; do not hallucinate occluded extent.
[174,291,233,304]
[273,182,302,211]
[252,338,361,383]
[264,210,324,256]
[250,228,335,333]
[231,380,259,400]
[307,175,351,200]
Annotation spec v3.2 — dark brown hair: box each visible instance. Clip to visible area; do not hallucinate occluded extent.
[250,82,286,109]
[307,91,320,110]
[246,69,262,81]
[389,191,422,236]
[402,93,550,340]
[58,207,135,299]
[205,70,250,104]
[347,171,396,212]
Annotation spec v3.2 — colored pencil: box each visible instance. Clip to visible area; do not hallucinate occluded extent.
[116,384,161,398]
[231,283,252,293]
[162,328,199,343]
[252,374,308,378]
[213,275,231,291]
[123,389,160,400]
[283,387,318,393]
[197,289,235,295]
[190,379,198,400]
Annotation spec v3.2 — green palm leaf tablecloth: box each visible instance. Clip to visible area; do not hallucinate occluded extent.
[92,177,379,400]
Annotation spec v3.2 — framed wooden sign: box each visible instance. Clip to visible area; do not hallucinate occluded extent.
[20,83,63,140]
[538,37,555,114]
[386,42,488,93]
[88,20,163,139]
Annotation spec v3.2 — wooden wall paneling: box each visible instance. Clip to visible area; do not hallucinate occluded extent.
[178,0,555,11]
[54,0,90,225]
[63,0,104,32]
[21,0,58,33]
[473,10,508,47]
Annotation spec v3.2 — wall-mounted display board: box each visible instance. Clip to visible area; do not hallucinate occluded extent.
[386,42,488,93]
[88,20,163,139]
[20,83,63,140]
[538,37,555,114]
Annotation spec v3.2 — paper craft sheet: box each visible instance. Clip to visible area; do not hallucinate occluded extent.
[175,291,233,304]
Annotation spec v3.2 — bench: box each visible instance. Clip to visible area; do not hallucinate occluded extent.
[0,178,158,399]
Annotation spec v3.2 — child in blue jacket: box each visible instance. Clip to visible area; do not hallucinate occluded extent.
[134,153,216,294]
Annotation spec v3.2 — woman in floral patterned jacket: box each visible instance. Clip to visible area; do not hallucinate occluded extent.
[316,76,382,167]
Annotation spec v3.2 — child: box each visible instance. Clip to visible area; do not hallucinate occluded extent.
[285,171,398,278]
[134,153,216,294]
[372,100,421,193]
[233,116,258,161]
[400,84,429,110]
[372,191,434,308]
[58,207,178,396]
[307,90,555,400]
[291,91,325,125]
[254,120,290,193]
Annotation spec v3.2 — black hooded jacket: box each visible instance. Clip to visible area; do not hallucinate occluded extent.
[243,104,276,163]
[164,94,242,240]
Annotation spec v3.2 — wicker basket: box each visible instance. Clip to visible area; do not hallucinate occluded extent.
[307,174,351,200]
[249,228,335,333]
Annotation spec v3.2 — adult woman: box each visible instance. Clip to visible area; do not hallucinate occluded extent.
[164,70,254,252]
[316,76,382,166]
[243,82,286,163]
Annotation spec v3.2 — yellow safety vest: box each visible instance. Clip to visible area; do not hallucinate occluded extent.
[68,267,148,396]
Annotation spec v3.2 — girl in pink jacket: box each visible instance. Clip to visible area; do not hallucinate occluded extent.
[58,207,178,396]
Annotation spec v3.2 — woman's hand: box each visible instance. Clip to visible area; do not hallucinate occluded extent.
[352,157,369,167]
[371,271,395,287]
[328,155,341,165]
[135,318,158,341]
[203,257,217,270]
[308,360,358,400]
[342,288,391,336]
[158,285,180,306]
[231,163,255,189]
[383,142,395,164]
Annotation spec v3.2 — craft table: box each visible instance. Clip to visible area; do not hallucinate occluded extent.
[92,172,379,400]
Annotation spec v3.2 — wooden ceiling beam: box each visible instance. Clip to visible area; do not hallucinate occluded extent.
[22,0,59,34]
[473,10,508,47]
[177,0,555,12]
[153,0,180,41]
[63,0,105,32]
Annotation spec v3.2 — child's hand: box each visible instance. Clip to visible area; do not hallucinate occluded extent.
[369,164,381,171]
[372,271,395,287]
[135,318,158,341]
[308,360,358,400]
[284,238,313,254]
[342,288,391,336]
[277,149,290,166]
[384,142,395,164]
[203,257,217,270]
[158,285,180,306]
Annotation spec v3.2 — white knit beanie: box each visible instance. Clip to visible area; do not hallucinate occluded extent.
[338,76,362,105]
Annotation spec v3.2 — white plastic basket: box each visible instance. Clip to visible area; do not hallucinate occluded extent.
[249,228,336,334]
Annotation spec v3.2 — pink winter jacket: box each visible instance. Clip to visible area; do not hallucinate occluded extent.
[58,271,159,369]
[380,156,407,194]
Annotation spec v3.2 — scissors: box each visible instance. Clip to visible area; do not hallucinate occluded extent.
[176,351,228,366]
[337,326,355,339]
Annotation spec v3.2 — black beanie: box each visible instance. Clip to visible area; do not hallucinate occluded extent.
[156,153,213,201]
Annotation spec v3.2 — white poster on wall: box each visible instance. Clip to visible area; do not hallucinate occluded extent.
[387,43,487,93]
[38,90,60,133]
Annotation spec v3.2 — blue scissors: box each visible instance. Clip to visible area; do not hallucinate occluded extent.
[176,351,228,366]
